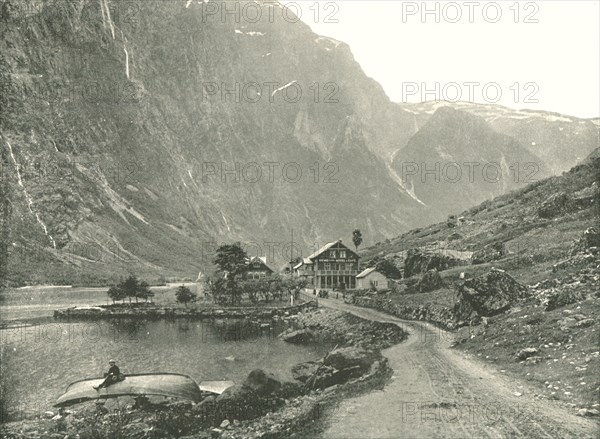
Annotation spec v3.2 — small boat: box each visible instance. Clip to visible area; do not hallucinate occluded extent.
[55,373,234,407]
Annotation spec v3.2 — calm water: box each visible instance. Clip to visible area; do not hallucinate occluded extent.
[0,284,198,321]
[0,288,330,421]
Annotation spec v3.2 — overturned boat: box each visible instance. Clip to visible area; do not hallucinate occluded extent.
[55,373,234,407]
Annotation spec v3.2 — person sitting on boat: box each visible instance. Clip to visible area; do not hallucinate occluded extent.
[93,359,123,390]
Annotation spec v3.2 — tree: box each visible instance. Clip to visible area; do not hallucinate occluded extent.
[213,243,248,277]
[107,276,154,304]
[375,259,402,280]
[137,281,155,303]
[353,229,363,271]
[352,229,363,253]
[175,285,196,306]
[213,243,248,305]
[122,275,140,303]
[107,285,126,304]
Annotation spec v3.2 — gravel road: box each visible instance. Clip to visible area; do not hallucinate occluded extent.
[318,298,598,439]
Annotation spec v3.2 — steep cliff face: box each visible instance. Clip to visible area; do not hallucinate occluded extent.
[0,0,427,284]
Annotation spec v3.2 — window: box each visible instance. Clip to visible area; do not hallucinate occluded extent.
[340,250,346,258]
[330,250,337,258]
[324,263,331,270]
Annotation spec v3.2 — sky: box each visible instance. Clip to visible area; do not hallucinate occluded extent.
[281,0,600,119]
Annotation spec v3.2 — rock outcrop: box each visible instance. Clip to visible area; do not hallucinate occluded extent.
[454,268,529,322]
[417,269,443,292]
[404,248,460,278]
[569,227,600,256]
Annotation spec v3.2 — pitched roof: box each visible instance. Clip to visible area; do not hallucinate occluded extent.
[356,267,378,279]
[306,240,358,260]
[247,256,273,272]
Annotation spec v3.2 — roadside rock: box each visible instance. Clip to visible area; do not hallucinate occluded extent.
[569,227,600,256]
[324,346,379,373]
[545,289,586,311]
[243,369,281,396]
[472,242,506,265]
[537,192,570,218]
[214,370,281,421]
[454,268,528,320]
[291,361,321,383]
[417,269,443,292]
[515,347,539,361]
[577,408,600,417]
[280,328,315,343]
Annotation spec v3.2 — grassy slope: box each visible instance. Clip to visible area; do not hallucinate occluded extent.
[358,150,600,412]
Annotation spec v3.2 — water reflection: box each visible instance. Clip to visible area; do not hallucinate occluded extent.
[0,318,330,422]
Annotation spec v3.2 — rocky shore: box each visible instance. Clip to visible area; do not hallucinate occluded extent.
[1,308,407,439]
[53,301,317,321]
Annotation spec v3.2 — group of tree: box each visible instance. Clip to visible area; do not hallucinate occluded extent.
[204,243,308,306]
[107,275,155,304]
[175,285,197,306]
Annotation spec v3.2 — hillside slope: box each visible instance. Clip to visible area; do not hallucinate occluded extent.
[353,149,599,414]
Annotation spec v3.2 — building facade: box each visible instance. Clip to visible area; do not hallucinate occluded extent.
[356,267,388,290]
[244,256,273,280]
[293,240,359,289]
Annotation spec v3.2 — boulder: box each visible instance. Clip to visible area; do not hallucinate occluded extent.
[312,365,363,389]
[405,249,459,277]
[243,369,281,396]
[215,384,257,420]
[323,346,378,373]
[569,227,600,256]
[280,329,314,343]
[417,269,443,293]
[545,289,587,311]
[515,347,539,361]
[291,361,321,383]
[454,268,529,320]
[277,380,303,398]
[472,242,506,265]
[537,192,571,218]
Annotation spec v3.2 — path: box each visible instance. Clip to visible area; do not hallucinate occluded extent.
[319,298,599,439]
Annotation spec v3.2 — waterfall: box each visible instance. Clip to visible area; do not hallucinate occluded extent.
[121,30,130,79]
[5,141,57,248]
[101,0,115,39]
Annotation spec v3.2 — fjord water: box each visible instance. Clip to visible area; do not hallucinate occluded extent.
[0,288,330,421]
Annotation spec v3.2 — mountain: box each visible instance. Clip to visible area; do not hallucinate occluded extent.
[0,0,429,285]
[398,101,600,175]
[1,1,597,286]
[391,106,549,214]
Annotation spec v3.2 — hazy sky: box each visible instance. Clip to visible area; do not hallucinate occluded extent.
[282,1,600,118]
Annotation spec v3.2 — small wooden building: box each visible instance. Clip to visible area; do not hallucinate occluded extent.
[356,267,388,290]
[244,256,273,280]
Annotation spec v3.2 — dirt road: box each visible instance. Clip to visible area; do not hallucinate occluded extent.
[319,298,599,439]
